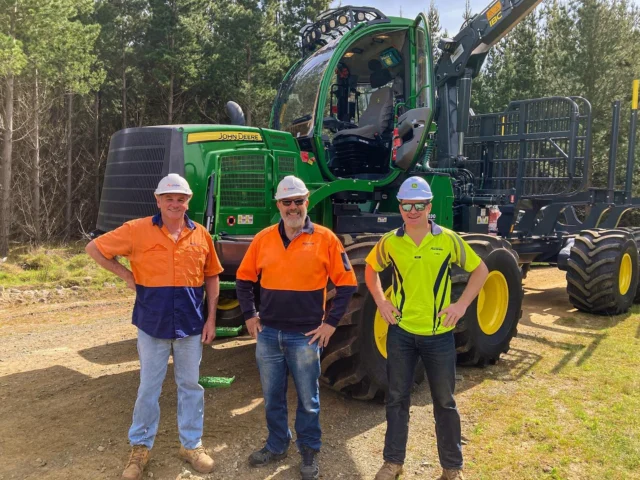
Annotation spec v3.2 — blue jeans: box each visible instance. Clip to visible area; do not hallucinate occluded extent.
[256,326,322,454]
[128,328,205,449]
[384,326,462,469]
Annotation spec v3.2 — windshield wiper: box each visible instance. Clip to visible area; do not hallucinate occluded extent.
[292,114,312,125]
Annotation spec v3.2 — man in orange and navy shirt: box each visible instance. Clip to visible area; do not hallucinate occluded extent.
[236,175,357,480]
[86,173,222,480]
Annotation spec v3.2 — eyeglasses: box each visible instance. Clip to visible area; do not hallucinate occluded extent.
[400,202,430,212]
[280,199,306,206]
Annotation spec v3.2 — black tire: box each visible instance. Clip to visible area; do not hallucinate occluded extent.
[320,236,425,401]
[211,291,244,328]
[452,234,524,366]
[566,229,639,314]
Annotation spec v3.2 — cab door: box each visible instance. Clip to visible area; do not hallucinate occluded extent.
[390,13,436,171]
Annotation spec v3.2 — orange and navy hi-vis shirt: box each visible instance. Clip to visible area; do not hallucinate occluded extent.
[93,213,223,339]
[235,217,358,332]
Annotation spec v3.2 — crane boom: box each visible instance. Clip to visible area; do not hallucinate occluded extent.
[434,0,543,165]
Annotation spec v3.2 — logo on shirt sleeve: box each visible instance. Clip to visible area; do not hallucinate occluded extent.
[341,252,352,271]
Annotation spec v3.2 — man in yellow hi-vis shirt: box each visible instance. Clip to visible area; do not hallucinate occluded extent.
[366,176,488,480]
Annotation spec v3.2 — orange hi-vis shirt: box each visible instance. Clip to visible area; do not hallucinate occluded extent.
[235,217,357,332]
[94,213,223,339]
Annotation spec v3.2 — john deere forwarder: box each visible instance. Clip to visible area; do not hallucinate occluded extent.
[94,0,640,400]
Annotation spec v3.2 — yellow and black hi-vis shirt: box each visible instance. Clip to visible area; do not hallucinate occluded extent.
[365,221,482,336]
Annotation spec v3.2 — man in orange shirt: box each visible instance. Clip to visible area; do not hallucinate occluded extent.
[236,175,357,480]
[85,173,222,480]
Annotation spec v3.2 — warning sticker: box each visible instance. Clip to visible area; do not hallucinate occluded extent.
[486,0,503,26]
[451,44,464,63]
[238,215,254,225]
[477,215,489,225]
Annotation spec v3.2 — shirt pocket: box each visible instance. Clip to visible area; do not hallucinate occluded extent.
[182,244,207,280]
[140,244,170,280]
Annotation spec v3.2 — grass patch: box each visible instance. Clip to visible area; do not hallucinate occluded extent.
[1,243,127,289]
[466,313,640,480]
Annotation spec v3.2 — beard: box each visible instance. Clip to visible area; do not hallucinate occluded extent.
[282,211,305,229]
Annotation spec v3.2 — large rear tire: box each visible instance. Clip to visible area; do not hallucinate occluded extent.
[453,234,524,366]
[320,237,396,401]
[566,229,639,314]
[320,233,523,400]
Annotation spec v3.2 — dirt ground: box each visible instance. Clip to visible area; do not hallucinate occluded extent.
[0,267,614,479]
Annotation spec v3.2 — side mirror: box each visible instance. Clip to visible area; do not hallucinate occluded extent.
[225,101,245,126]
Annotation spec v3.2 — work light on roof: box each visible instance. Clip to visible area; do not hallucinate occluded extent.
[298,6,388,56]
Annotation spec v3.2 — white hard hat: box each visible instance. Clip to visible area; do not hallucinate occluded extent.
[275,175,309,200]
[397,176,433,201]
[155,173,193,196]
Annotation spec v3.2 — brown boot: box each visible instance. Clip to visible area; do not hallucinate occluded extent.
[121,445,149,480]
[179,445,214,474]
[437,468,465,480]
[374,461,403,480]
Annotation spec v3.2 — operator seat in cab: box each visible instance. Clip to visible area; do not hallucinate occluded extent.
[330,68,394,178]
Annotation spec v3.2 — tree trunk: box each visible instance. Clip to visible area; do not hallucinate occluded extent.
[122,47,127,128]
[168,32,175,124]
[33,69,41,245]
[168,69,174,124]
[94,90,101,206]
[0,2,17,256]
[65,92,73,238]
[0,72,14,257]
[246,45,252,126]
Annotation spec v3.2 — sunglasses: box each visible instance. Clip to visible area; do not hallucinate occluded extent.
[400,202,430,212]
[280,199,306,206]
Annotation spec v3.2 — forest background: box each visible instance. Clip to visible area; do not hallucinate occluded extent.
[1,0,640,256]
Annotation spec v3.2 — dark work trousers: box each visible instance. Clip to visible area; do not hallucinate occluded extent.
[383,326,462,469]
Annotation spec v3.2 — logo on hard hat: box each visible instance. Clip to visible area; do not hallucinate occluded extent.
[411,183,418,188]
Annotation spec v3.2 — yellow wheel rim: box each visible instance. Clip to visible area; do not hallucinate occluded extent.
[477,270,509,335]
[373,286,393,359]
[217,298,240,311]
[619,252,632,295]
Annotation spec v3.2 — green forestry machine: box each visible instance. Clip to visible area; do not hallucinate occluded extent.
[94,0,640,400]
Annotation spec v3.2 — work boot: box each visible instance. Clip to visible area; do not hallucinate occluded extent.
[121,445,149,480]
[437,468,465,480]
[178,445,214,474]
[248,446,288,467]
[299,445,319,480]
[374,461,403,480]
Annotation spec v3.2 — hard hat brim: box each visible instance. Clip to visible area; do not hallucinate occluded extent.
[155,189,193,196]
[275,191,309,200]
[397,195,434,201]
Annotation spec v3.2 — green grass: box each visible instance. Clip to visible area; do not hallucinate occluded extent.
[466,308,640,480]
[0,243,127,289]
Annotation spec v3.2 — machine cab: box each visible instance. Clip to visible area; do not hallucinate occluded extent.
[270,7,435,180]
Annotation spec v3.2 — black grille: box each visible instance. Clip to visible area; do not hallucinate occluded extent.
[219,155,266,207]
[96,127,183,232]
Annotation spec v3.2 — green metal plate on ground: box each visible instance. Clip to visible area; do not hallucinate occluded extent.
[198,376,236,388]
[215,326,243,337]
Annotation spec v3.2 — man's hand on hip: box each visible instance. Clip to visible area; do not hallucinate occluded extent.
[438,301,468,327]
[245,316,262,339]
[201,318,216,344]
[376,299,401,325]
[305,323,336,347]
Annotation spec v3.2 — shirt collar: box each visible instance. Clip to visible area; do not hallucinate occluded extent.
[396,220,442,236]
[278,215,314,236]
[152,213,196,230]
